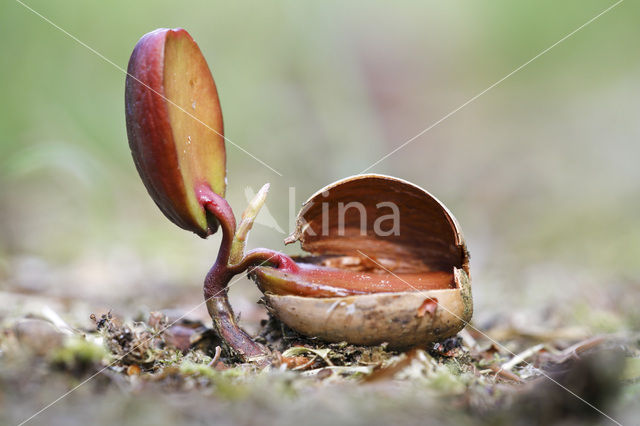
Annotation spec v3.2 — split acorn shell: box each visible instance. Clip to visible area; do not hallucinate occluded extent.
[252,174,472,349]
[123,28,472,353]
[125,28,226,238]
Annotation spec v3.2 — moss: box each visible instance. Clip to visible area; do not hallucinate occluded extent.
[458,268,473,322]
[177,359,259,400]
[213,370,252,400]
[49,337,108,372]
[427,364,469,395]
[179,360,217,381]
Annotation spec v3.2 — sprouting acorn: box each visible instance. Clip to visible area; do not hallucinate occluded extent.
[252,174,472,349]
[125,28,472,363]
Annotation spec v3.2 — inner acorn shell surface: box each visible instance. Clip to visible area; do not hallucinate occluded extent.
[251,175,468,298]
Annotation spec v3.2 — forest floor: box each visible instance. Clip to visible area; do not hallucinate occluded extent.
[0,256,639,426]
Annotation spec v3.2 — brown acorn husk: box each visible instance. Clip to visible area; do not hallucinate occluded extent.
[253,174,472,349]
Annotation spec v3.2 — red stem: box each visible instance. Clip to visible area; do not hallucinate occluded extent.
[195,183,235,275]
[196,184,265,361]
[196,183,297,363]
[228,248,299,275]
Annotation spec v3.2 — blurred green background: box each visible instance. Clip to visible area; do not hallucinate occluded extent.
[0,0,638,328]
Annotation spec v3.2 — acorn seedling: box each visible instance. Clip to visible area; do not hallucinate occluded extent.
[125,28,471,364]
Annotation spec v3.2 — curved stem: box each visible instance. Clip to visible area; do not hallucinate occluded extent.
[228,248,299,275]
[195,183,301,364]
[197,184,269,362]
[195,183,236,272]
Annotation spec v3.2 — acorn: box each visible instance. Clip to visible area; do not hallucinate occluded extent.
[125,28,226,237]
[251,174,472,348]
[124,27,472,362]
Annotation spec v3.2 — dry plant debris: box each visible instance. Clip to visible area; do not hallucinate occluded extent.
[1,303,638,425]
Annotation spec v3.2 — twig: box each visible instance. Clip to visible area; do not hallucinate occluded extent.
[490,365,524,383]
[208,346,222,368]
[554,336,607,363]
[41,306,77,335]
[501,343,545,371]
[292,356,318,371]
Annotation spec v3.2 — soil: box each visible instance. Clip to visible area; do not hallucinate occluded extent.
[1,266,639,426]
